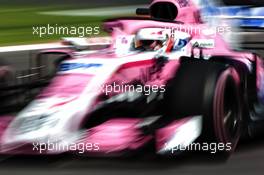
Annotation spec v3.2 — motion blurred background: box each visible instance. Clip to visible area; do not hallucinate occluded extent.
[0,0,149,46]
[0,0,264,47]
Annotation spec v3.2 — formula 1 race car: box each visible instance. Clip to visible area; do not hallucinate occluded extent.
[0,0,264,157]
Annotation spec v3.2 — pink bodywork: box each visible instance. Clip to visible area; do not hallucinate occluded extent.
[0,116,13,139]
[155,117,191,151]
[38,74,93,99]
[79,119,152,154]
[0,0,260,155]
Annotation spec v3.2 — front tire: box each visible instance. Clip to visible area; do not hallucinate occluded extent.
[164,60,242,156]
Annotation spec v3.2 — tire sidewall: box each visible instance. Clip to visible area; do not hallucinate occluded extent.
[203,67,242,154]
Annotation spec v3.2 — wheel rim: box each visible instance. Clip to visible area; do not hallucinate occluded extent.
[223,77,240,140]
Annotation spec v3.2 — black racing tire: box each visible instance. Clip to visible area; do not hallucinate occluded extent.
[164,60,243,157]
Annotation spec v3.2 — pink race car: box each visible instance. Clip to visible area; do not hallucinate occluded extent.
[0,0,264,157]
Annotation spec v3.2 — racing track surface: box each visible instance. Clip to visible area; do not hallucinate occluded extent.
[0,139,263,175]
[0,34,264,175]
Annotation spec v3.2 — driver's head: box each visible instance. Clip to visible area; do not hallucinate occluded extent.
[135,28,168,51]
[137,40,164,51]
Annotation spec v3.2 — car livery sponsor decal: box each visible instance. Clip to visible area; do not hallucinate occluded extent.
[191,39,215,49]
[173,39,188,50]
[59,63,102,72]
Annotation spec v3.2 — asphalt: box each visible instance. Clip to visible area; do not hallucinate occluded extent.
[0,139,263,175]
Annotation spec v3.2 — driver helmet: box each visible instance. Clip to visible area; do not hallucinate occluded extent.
[135,28,169,51]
